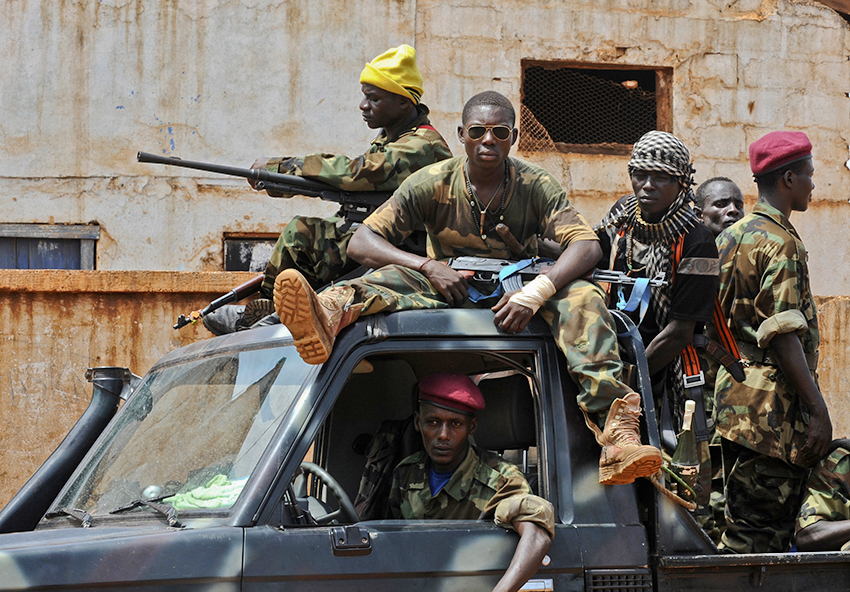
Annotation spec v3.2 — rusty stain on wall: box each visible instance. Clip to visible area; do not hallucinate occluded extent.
[0,270,257,507]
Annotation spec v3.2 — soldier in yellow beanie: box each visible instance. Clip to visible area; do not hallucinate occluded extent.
[204,45,452,336]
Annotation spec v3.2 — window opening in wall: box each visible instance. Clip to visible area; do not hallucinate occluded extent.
[520,61,672,155]
[0,223,99,270]
[224,233,278,272]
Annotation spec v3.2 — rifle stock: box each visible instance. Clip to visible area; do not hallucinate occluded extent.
[137,151,391,223]
[173,274,264,330]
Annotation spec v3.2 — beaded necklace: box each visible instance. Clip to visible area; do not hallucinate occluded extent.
[464,160,509,240]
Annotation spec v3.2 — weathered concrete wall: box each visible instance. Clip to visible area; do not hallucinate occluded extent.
[1,1,848,293]
[0,269,256,508]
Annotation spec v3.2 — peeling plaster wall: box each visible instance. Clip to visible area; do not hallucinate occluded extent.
[1,1,847,291]
[1,1,850,507]
[0,270,256,507]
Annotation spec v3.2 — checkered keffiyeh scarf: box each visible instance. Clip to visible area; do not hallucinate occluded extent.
[597,131,699,427]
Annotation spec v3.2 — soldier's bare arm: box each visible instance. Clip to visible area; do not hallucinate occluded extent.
[796,520,850,552]
[645,318,697,376]
[492,238,602,333]
[770,331,832,465]
[348,225,469,306]
[492,520,552,592]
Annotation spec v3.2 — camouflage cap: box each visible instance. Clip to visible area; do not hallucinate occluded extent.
[419,372,485,416]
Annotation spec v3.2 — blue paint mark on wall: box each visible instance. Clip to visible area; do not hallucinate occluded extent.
[116,106,124,109]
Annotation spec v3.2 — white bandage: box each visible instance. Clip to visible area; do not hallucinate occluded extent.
[508,275,556,314]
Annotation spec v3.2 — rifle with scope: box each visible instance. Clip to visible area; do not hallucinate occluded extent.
[137,151,392,224]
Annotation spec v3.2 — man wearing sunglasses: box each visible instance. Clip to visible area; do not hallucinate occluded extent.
[203,45,452,335]
[273,91,663,486]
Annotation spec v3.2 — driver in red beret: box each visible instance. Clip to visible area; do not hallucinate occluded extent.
[713,131,832,554]
[388,372,553,592]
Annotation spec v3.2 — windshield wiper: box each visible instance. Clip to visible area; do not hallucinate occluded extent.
[109,498,181,527]
[45,507,93,528]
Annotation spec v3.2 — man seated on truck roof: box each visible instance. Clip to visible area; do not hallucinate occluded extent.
[203,44,452,335]
[795,440,850,552]
[271,90,663,486]
[594,131,721,530]
[388,372,553,592]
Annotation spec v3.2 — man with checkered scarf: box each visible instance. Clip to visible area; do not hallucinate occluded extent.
[595,131,720,509]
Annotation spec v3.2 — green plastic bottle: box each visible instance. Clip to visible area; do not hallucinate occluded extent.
[670,399,699,502]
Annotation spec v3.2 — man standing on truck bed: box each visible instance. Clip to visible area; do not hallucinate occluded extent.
[203,44,452,335]
[594,131,720,534]
[272,90,663,486]
[388,372,553,592]
[714,131,832,553]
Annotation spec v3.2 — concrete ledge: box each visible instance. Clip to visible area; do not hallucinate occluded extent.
[0,270,259,293]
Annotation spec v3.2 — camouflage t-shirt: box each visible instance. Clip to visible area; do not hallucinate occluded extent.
[796,445,850,549]
[265,105,452,192]
[714,201,819,465]
[387,446,554,536]
[363,155,597,259]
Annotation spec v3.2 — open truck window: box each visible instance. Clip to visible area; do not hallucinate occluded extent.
[282,351,546,528]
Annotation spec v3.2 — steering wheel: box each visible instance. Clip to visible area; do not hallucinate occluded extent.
[294,462,359,525]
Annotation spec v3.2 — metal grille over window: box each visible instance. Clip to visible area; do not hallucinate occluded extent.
[521,64,665,155]
[585,568,653,591]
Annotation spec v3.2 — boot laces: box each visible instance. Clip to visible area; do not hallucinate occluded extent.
[611,405,642,446]
[319,287,354,327]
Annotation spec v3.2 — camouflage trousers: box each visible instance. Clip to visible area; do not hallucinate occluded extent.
[718,438,808,553]
[260,216,359,297]
[334,264,633,418]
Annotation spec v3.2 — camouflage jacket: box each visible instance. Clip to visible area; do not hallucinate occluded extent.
[796,445,850,549]
[364,155,597,260]
[387,446,555,537]
[714,201,819,465]
[264,105,452,192]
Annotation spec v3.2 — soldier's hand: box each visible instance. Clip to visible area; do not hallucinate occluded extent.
[492,292,534,333]
[421,261,468,307]
[799,410,832,467]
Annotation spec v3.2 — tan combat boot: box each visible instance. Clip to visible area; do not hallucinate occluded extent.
[594,393,663,485]
[273,269,363,364]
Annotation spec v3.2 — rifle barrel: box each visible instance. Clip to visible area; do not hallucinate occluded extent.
[138,150,354,196]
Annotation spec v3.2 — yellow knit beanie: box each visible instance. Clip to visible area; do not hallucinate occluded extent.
[359,44,423,105]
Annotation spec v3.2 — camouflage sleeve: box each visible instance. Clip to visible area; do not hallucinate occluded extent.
[481,457,555,538]
[387,468,404,519]
[530,168,597,248]
[362,163,444,246]
[754,234,808,347]
[797,449,850,532]
[298,128,452,192]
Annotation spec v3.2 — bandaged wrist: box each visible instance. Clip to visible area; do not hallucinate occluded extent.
[508,275,556,314]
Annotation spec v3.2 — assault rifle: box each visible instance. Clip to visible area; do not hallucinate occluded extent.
[446,256,668,293]
[173,274,263,330]
[137,151,392,224]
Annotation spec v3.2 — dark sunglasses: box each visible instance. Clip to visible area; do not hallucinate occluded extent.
[465,124,513,141]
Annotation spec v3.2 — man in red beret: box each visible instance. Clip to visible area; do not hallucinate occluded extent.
[713,131,832,553]
[388,372,553,592]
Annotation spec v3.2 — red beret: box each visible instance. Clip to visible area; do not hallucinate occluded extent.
[749,131,812,177]
[418,372,485,416]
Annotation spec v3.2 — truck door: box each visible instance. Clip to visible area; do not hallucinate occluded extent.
[243,344,585,591]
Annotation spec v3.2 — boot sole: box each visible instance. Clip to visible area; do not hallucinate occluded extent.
[273,270,332,364]
[599,446,663,485]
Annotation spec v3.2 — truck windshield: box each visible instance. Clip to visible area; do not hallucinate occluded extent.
[50,344,315,521]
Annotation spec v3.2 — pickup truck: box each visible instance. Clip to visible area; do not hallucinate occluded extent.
[0,308,847,591]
